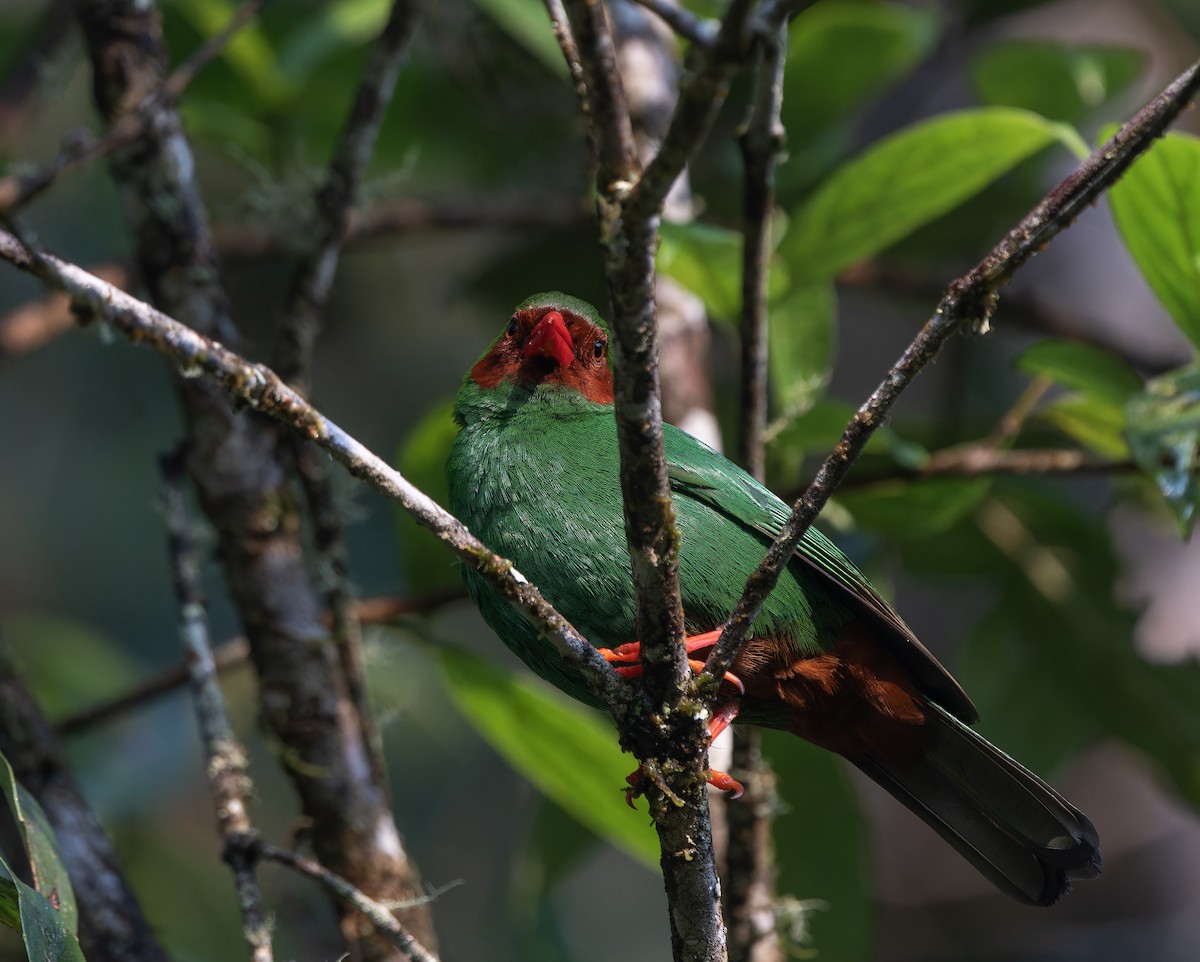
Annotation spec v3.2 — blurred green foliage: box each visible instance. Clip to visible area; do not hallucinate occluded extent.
[3,0,1200,960]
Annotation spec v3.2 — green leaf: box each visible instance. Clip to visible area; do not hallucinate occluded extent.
[438,648,658,867]
[765,734,872,962]
[0,757,77,936]
[657,221,744,322]
[1125,365,1200,537]
[657,215,792,325]
[1016,339,1142,406]
[473,0,567,77]
[1038,395,1129,458]
[837,477,990,538]
[784,2,941,135]
[970,41,1144,125]
[0,859,18,931]
[783,108,1066,281]
[0,757,85,960]
[768,281,835,416]
[1108,131,1200,350]
[395,402,461,591]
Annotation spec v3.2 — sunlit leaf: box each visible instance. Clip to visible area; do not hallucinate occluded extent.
[1017,339,1142,406]
[765,734,872,962]
[657,221,743,322]
[473,0,567,77]
[768,281,835,416]
[658,215,793,325]
[1125,365,1200,538]
[0,757,77,936]
[1108,131,1200,350]
[1038,395,1129,458]
[970,41,1144,125]
[783,108,1066,281]
[438,648,658,867]
[395,402,461,591]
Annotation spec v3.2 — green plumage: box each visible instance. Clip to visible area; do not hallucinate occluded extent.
[450,375,841,721]
[447,293,1101,906]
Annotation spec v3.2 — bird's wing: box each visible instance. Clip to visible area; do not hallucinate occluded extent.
[664,427,977,723]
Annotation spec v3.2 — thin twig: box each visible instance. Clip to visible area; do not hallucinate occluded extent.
[626,0,757,222]
[273,0,417,392]
[736,22,787,480]
[562,0,639,207]
[249,839,440,962]
[727,21,788,962]
[53,588,466,737]
[920,447,1134,479]
[0,230,631,721]
[0,0,264,214]
[701,56,1200,692]
[160,452,273,962]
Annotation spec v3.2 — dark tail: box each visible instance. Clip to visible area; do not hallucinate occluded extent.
[854,704,1102,906]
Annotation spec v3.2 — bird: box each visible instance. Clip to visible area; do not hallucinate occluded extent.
[446,291,1102,907]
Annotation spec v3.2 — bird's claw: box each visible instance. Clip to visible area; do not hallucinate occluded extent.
[598,643,745,694]
[622,764,744,805]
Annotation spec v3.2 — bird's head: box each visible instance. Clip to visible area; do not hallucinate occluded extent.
[469,292,614,404]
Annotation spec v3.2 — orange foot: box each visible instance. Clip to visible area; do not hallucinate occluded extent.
[598,630,745,694]
[620,687,744,808]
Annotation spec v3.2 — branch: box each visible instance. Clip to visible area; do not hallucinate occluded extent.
[161,453,273,962]
[736,22,786,480]
[727,22,787,962]
[0,230,630,720]
[249,840,441,962]
[273,0,418,391]
[701,56,1200,691]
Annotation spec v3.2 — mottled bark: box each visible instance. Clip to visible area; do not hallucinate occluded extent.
[73,2,434,957]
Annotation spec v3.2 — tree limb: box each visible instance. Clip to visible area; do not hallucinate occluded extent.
[161,452,273,962]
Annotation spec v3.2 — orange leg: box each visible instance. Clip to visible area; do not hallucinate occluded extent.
[623,702,745,806]
[599,630,743,693]
[605,632,746,805]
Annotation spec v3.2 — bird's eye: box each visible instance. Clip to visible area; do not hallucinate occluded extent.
[506,317,519,338]
[593,338,605,360]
